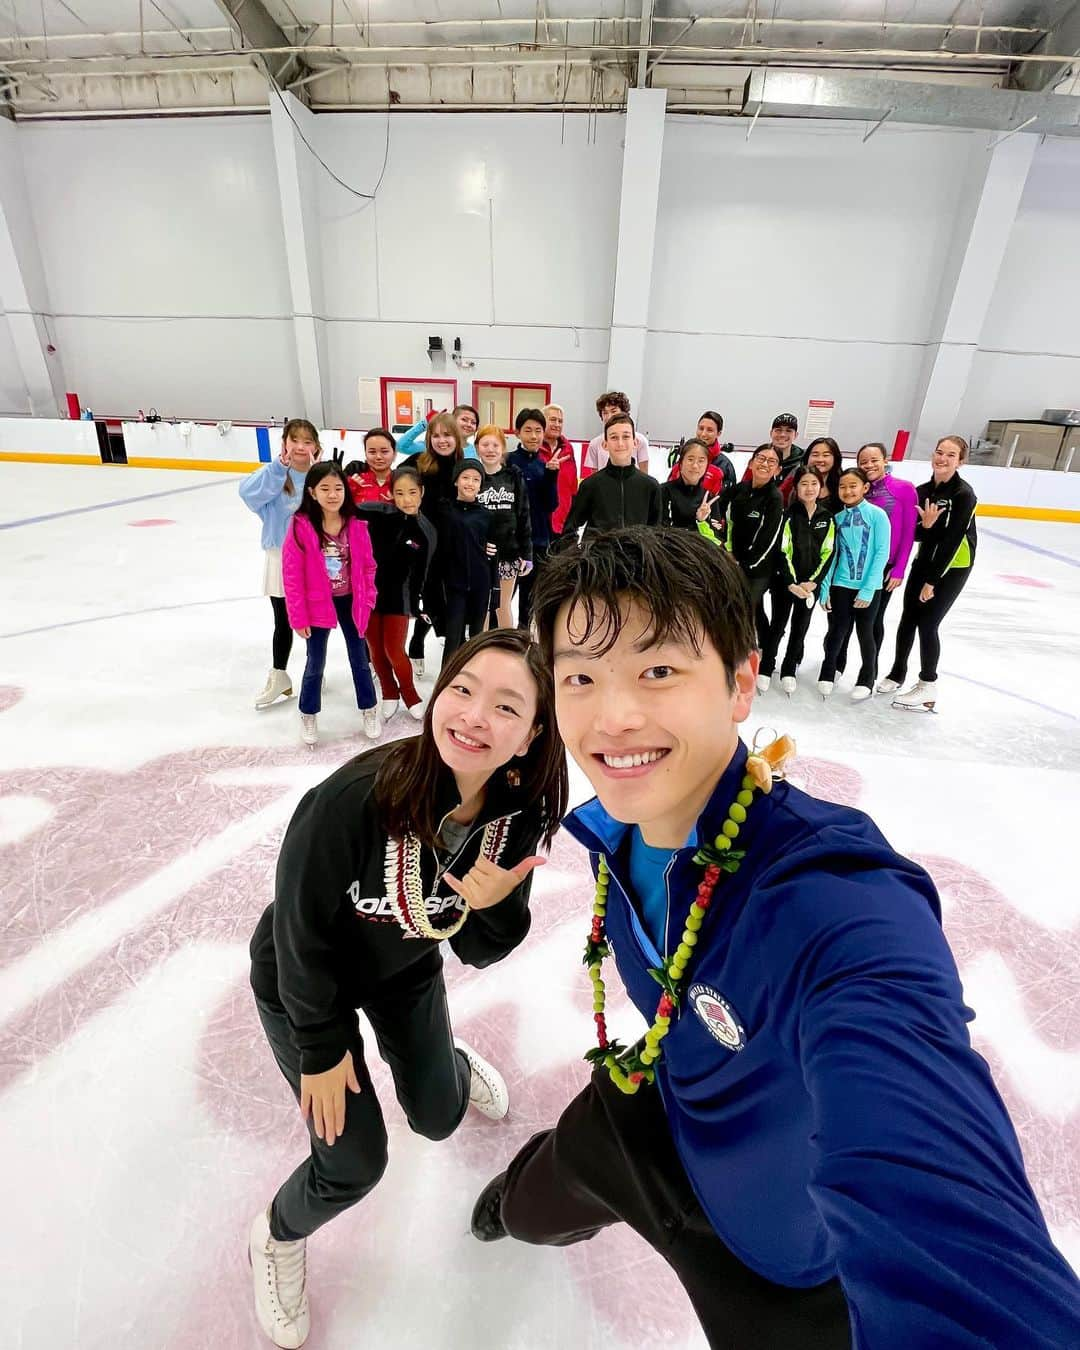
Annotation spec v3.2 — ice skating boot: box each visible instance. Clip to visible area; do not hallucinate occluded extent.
[381,699,400,720]
[455,1039,509,1120]
[407,700,426,721]
[362,707,381,740]
[470,1172,509,1243]
[248,1208,310,1348]
[300,714,318,747]
[892,680,938,713]
[817,680,834,699]
[780,677,797,696]
[255,669,292,709]
[876,677,902,695]
[851,685,872,702]
[410,657,425,681]
[756,675,771,694]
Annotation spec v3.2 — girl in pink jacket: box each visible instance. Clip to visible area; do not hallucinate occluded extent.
[282,462,379,747]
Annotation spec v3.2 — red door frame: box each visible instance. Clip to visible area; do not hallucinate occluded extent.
[379,376,459,431]
[471,380,553,435]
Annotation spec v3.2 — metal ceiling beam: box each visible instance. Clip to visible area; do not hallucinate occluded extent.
[10,43,1070,68]
[1012,1,1080,92]
[742,68,1080,136]
[637,0,654,87]
[210,0,304,87]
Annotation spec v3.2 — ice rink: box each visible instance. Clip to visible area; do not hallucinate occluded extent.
[1,461,1078,1350]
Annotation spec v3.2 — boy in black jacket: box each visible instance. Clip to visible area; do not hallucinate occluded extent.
[508,407,561,629]
[438,460,496,666]
[563,413,661,535]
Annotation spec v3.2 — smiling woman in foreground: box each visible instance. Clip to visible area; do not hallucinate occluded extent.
[246,628,567,1349]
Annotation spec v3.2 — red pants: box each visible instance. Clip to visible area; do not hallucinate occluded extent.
[366,612,421,706]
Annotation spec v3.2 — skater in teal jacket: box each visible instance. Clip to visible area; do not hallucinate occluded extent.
[818,467,890,701]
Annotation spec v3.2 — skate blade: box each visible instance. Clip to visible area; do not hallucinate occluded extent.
[891,699,937,714]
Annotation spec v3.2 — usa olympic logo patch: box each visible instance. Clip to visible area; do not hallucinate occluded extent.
[688,984,746,1052]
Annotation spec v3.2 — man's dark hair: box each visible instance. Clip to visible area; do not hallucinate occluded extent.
[515,407,547,432]
[698,410,724,433]
[603,411,636,438]
[534,528,756,693]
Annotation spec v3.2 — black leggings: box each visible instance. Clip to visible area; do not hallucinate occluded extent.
[497,1067,851,1350]
[835,574,896,674]
[760,582,816,679]
[744,572,772,651]
[887,567,971,684]
[820,587,882,688]
[270,595,292,670]
[256,951,470,1242]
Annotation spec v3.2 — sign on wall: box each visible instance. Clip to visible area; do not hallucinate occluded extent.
[805,399,835,441]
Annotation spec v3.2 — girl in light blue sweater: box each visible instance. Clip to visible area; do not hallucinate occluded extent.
[818,467,890,701]
[239,418,322,708]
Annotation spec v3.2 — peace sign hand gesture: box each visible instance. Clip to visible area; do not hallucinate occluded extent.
[444,854,546,911]
[696,492,717,523]
[545,448,564,471]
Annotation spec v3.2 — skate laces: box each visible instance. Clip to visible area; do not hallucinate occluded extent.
[267,1235,307,1318]
[467,1055,496,1107]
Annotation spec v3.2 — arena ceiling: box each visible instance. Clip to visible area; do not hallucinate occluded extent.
[1,0,1078,117]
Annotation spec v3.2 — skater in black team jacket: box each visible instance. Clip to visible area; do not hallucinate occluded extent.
[563,412,661,534]
[247,629,568,1350]
[702,444,785,649]
[880,434,978,714]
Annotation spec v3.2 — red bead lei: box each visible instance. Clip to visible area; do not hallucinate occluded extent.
[583,767,764,1095]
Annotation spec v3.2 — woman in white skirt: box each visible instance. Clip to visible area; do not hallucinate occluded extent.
[239,419,322,708]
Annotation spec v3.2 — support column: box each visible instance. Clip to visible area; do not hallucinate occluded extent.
[606,88,666,411]
[269,90,326,426]
[0,119,66,416]
[909,133,1037,457]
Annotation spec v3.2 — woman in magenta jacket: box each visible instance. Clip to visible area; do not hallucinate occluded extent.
[856,443,919,659]
[283,461,379,747]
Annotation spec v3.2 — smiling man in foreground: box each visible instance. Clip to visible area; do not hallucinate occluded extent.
[469,527,1080,1349]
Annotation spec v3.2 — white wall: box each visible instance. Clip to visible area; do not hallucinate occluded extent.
[644,117,980,448]
[9,111,1080,451]
[311,111,621,429]
[19,116,301,421]
[957,136,1080,439]
[0,311,30,413]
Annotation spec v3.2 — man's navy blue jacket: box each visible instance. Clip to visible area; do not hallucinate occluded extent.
[563,739,1080,1348]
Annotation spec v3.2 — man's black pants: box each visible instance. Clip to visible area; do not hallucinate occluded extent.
[256,951,470,1241]
[497,1067,851,1350]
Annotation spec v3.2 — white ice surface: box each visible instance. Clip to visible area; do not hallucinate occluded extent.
[0,464,1077,1348]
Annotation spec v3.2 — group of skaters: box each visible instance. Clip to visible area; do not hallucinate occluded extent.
[240,393,977,743]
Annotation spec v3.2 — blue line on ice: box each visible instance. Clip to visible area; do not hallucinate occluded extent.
[0,476,242,531]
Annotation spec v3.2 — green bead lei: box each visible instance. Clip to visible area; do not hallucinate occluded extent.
[583,773,762,1094]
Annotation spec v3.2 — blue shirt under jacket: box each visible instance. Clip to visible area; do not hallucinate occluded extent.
[563,739,1080,1349]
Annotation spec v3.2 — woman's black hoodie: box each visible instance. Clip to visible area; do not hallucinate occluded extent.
[715,479,785,577]
[912,473,978,581]
[403,449,458,527]
[249,743,542,1074]
[356,503,437,616]
[661,477,722,531]
[476,463,532,563]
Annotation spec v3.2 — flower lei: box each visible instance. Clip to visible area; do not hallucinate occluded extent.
[384,815,510,941]
[584,736,794,1094]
